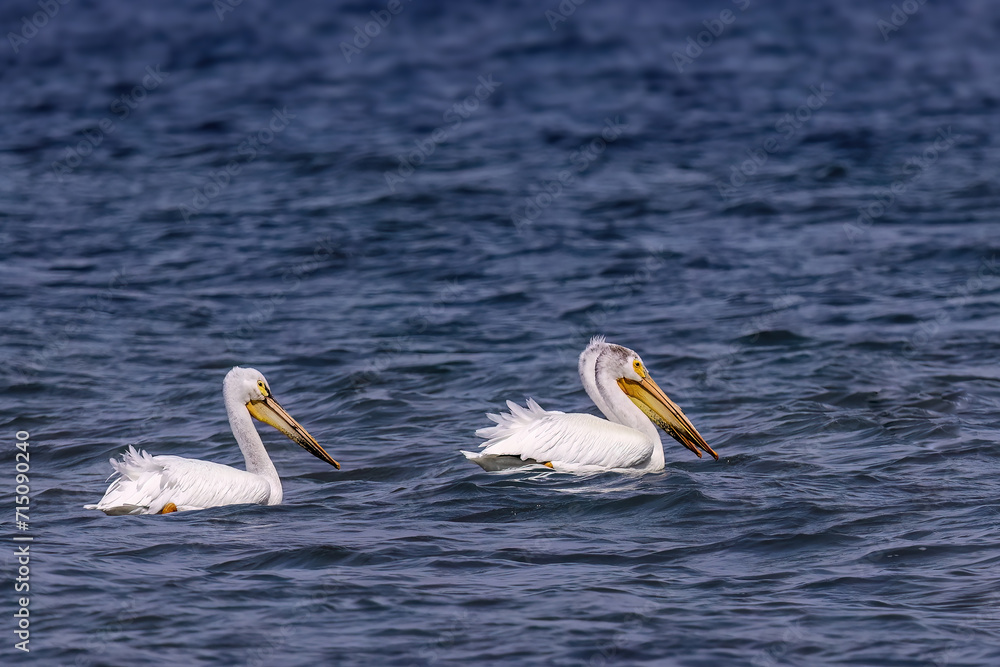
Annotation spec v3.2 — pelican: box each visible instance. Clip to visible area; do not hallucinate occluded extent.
[462,337,717,472]
[85,367,339,515]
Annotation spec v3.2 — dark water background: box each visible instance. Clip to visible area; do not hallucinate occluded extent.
[2,0,999,664]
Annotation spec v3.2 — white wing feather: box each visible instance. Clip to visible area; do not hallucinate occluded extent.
[464,399,655,471]
[84,445,271,515]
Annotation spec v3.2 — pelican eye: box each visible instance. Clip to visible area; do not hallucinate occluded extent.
[257,380,269,396]
[633,360,644,376]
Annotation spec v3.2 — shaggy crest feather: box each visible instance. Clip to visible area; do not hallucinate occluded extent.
[475,398,552,446]
[110,445,160,479]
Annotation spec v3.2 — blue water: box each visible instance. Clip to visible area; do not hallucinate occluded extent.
[2,0,1000,664]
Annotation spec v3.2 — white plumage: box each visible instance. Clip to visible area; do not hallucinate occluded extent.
[471,399,656,472]
[463,337,717,472]
[85,367,339,515]
[89,446,271,515]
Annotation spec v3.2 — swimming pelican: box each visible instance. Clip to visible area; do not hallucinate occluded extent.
[85,367,339,515]
[463,337,717,472]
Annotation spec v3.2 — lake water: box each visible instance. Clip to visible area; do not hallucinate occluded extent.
[2,0,999,664]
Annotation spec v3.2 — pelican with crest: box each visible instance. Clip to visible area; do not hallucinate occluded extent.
[463,337,717,472]
[85,367,340,515]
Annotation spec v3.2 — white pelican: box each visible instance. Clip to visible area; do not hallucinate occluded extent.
[85,367,339,515]
[463,337,717,472]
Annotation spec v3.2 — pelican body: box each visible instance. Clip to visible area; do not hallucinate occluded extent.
[85,367,339,515]
[463,337,717,472]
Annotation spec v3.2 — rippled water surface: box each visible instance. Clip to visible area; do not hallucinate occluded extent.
[2,0,1000,664]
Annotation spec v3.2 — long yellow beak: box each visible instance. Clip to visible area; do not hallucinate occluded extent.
[617,375,717,460]
[246,396,340,469]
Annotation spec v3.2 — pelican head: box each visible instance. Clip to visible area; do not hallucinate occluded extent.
[225,367,340,469]
[585,338,718,460]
